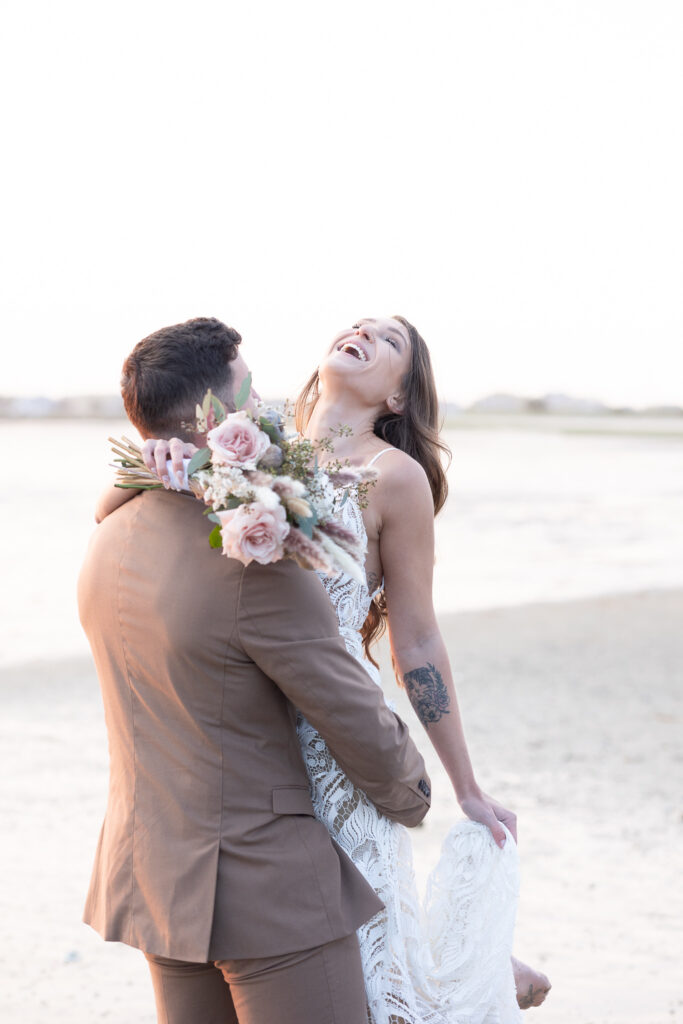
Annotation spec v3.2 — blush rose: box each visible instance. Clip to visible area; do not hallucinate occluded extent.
[217,501,290,565]
[207,411,271,470]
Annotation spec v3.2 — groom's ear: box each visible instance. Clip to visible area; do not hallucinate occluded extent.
[216,388,237,415]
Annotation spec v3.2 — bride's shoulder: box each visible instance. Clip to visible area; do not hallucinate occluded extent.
[372,448,432,507]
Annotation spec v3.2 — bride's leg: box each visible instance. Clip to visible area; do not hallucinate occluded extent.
[512,956,551,1009]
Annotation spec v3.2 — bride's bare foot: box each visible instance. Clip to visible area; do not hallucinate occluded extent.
[512,956,551,1009]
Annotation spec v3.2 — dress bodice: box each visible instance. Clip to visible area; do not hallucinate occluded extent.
[317,490,377,663]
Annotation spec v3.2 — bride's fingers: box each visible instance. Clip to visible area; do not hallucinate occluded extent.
[141,439,158,473]
[463,801,508,849]
[153,442,172,486]
[486,816,507,849]
[498,809,517,844]
[168,438,192,485]
[481,794,518,845]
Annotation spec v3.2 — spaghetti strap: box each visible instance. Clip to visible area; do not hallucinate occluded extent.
[366,448,397,468]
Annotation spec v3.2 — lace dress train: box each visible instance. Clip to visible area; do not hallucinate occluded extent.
[297,494,521,1024]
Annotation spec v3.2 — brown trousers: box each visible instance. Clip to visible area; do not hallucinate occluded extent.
[144,932,368,1024]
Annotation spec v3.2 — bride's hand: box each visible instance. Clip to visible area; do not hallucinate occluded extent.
[459,790,517,849]
[142,438,198,489]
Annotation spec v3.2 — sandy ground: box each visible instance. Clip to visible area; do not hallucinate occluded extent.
[0,589,681,1023]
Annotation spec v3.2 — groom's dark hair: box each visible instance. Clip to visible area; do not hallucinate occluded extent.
[121,317,242,438]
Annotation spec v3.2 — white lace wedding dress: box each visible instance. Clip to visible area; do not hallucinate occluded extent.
[297,486,522,1024]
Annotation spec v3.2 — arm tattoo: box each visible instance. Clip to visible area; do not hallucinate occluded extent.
[403,662,450,730]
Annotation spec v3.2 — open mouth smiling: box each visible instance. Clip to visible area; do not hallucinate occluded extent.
[337,341,369,362]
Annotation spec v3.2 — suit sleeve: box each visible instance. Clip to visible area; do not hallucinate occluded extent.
[236,559,431,827]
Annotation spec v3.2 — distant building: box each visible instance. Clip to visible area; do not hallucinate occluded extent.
[55,395,125,417]
[3,396,55,418]
[538,392,608,415]
[467,392,530,414]
[0,394,125,418]
[638,405,683,418]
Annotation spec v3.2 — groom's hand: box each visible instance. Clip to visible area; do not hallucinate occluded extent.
[459,790,517,849]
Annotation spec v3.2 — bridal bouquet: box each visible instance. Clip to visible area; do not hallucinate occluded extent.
[110,378,374,583]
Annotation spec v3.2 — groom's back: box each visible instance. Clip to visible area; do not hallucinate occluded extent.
[80,489,244,716]
[78,488,387,963]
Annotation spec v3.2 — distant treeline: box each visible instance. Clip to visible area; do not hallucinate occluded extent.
[454,392,682,417]
[0,395,126,418]
[1,392,681,419]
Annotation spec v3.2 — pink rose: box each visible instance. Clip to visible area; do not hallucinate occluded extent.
[217,501,290,566]
[207,411,271,469]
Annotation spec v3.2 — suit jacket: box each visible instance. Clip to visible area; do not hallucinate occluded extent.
[78,489,430,962]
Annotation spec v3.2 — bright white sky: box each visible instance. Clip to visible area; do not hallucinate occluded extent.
[1,0,681,406]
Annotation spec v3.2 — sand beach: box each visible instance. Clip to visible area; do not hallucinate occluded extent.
[1,588,681,1023]
[1,416,681,1020]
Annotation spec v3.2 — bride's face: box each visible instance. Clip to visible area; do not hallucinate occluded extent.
[319,317,412,410]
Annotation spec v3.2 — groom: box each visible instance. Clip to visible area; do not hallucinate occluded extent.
[78,317,431,1024]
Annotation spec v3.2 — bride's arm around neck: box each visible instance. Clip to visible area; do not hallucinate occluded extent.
[95,483,139,523]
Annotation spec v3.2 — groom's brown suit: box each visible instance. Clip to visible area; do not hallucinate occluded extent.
[79,489,430,1019]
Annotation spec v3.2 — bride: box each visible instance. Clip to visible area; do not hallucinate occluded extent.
[98,315,551,1019]
[294,316,550,1021]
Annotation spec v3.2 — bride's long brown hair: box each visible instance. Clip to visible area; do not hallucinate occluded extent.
[294,315,451,670]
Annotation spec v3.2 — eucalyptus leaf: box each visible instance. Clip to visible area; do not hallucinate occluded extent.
[295,514,315,539]
[259,419,282,444]
[301,506,318,526]
[208,525,223,549]
[187,447,211,475]
[115,482,163,490]
[207,512,221,524]
[210,393,226,425]
[225,497,241,510]
[234,371,252,411]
